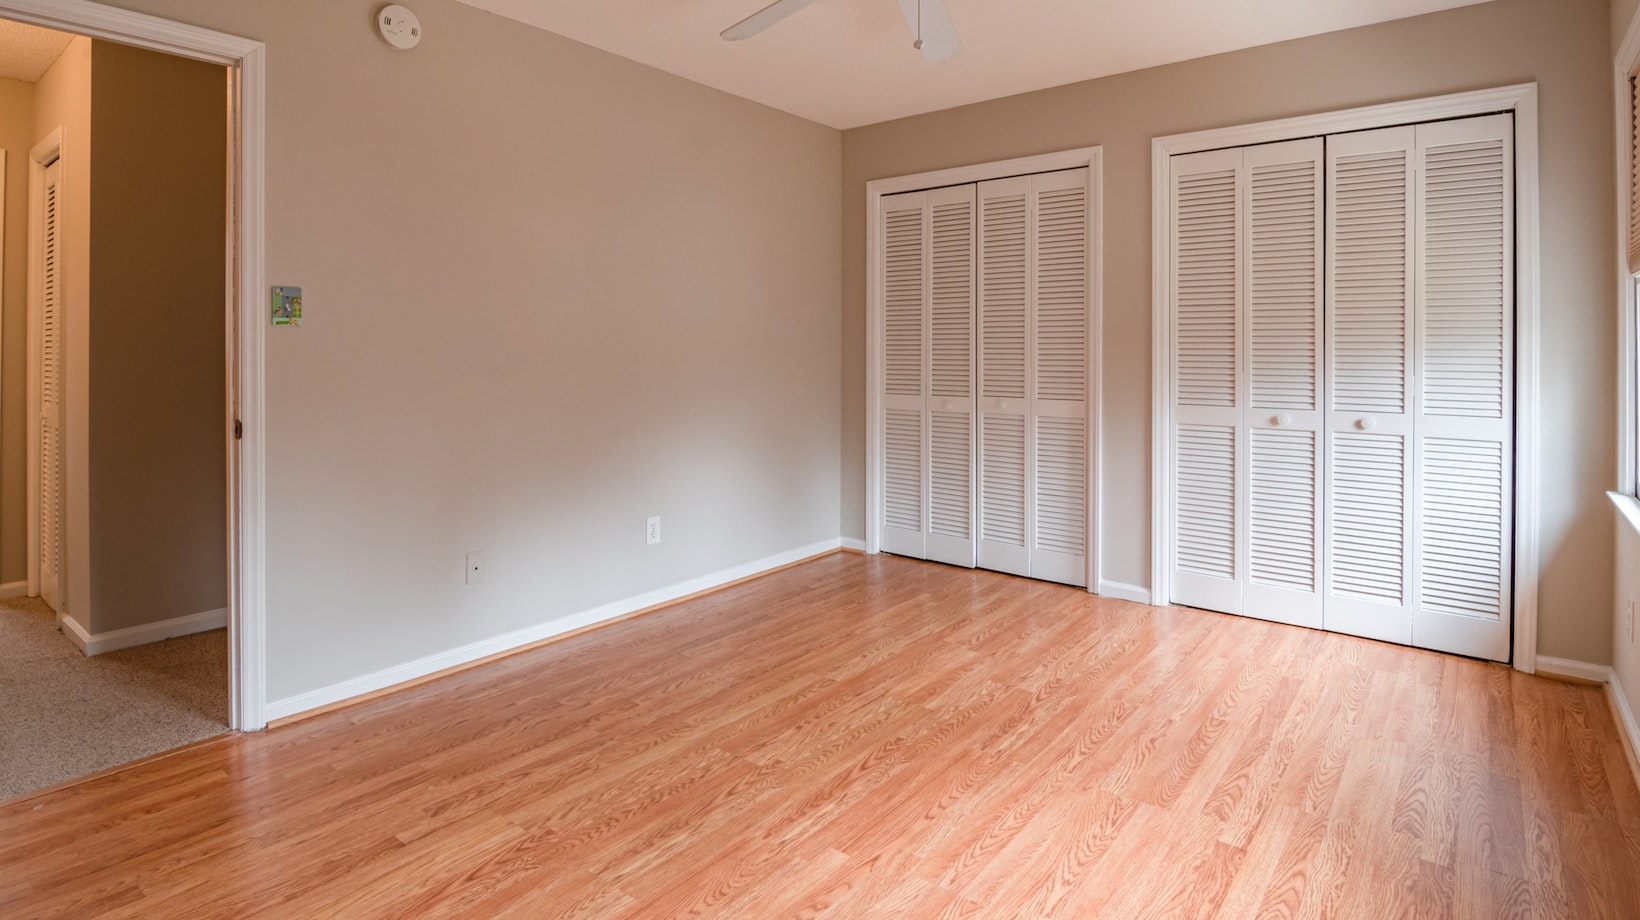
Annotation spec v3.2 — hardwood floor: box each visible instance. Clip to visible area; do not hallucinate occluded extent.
[3,552,1637,918]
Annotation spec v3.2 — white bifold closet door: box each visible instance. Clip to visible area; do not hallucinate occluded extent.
[879,185,978,568]
[1324,115,1514,660]
[1167,113,1513,662]
[976,169,1090,587]
[1169,138,1326,628]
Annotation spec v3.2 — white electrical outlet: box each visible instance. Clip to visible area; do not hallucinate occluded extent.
[647,516,661,545]
[466,551,485,585]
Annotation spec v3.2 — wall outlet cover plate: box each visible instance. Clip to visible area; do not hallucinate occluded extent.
[271,286,302,326]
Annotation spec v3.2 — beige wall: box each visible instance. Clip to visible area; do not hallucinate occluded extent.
[1618,0,1640,52]
[33,35,91,622]
[85,41,226,634]
[842,0,1618,664]
[0,76,33,587]
[89,0,842,701]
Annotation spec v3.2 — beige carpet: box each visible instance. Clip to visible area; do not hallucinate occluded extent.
[0,597,228,802]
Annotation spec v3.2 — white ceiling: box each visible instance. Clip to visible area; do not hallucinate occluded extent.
[453,0,1494,129]
[0,17,72,84]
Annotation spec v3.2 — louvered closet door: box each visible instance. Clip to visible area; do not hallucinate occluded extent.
[38,159,63,613]
[878,186,978,566]
[1410,114,1513,662]
[976,168,1090,587]
[1169,148,1246,613]
[1168,141,1323,623]
[1242,140,1325,628]
[1323,126,1417,646]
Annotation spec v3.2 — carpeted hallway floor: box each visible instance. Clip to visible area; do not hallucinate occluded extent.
[0,597,228,801]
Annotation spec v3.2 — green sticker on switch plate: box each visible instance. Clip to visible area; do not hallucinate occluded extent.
[271,286,302,326]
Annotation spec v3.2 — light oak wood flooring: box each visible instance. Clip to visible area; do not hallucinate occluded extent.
[3,552,1638,918]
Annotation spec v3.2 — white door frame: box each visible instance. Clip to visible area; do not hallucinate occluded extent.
[1,0,268,728]
[1150,83,1542,673]
[865,146,1104,592]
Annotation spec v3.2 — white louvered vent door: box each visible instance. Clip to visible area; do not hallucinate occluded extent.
[38,160,63,613]
[1170,148,1245,614]
[1323,126,1417,646]
[925,187,978,567]
[1242,139,1324,629]
[879,191,930,559]
[976,168,1092,587]
[977,177,1031,577]
[1411,114,1513,662]
[1028,169,1090,587]
[878,186,978,565]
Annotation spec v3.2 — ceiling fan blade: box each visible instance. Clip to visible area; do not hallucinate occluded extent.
[896,0,961,62]
[721,0,821,41]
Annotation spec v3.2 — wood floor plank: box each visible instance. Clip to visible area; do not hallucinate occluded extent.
[2,553,1637,919]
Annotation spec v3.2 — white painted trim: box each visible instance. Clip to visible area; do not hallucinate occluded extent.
[1616,13,1640,500]
[265,539,845,722]
[1609,669,1640,794]
[0,0,270,730]
[864,145,1104,589]
[1613,492,1640,539]
[841,537,868,552]
[0,581,27,599]
[1096,580,1151,605]
[1535,657,1610,685]
[1150,84,1543,675]
[60,607,227,657]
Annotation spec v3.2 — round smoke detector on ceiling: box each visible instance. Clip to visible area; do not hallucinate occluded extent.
[377,4,422,50]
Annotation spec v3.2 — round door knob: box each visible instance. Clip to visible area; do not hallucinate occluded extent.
[943,400,954,411]
[1357,417,1376,431]
[1273,414,1292,427]
[1000,401,1009,410]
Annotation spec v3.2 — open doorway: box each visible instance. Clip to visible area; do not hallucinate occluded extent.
[0,3,265,798]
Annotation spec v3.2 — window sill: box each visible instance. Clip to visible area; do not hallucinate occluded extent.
[1612,491,1640,538]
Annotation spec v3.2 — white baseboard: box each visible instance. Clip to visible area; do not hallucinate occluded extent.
[841,537,868,553]
[265,538,845,723]
[1535,656,1611,684]
[0,581,27,600]
[61,606,227,656]
[1097,580,1152,605]
[1610,670,1640,794]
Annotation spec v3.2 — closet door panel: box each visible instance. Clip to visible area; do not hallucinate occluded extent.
[878,187,977,563]
[1030,169,1090,587]
[880,193,929,558]
[978,177,1031,576]
[1324,126,1416,645]
[1170,148,1245,613]
[1243,139,1324,627]
[926,189,978,566]
[1412,114,1513,662]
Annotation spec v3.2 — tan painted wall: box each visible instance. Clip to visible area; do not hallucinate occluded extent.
[1618,0,1640,53]
[0,76,34,587]
[842,0,1618,664]
[33,35,91,622]
[90,0,842,701]
[84,41,226,635]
